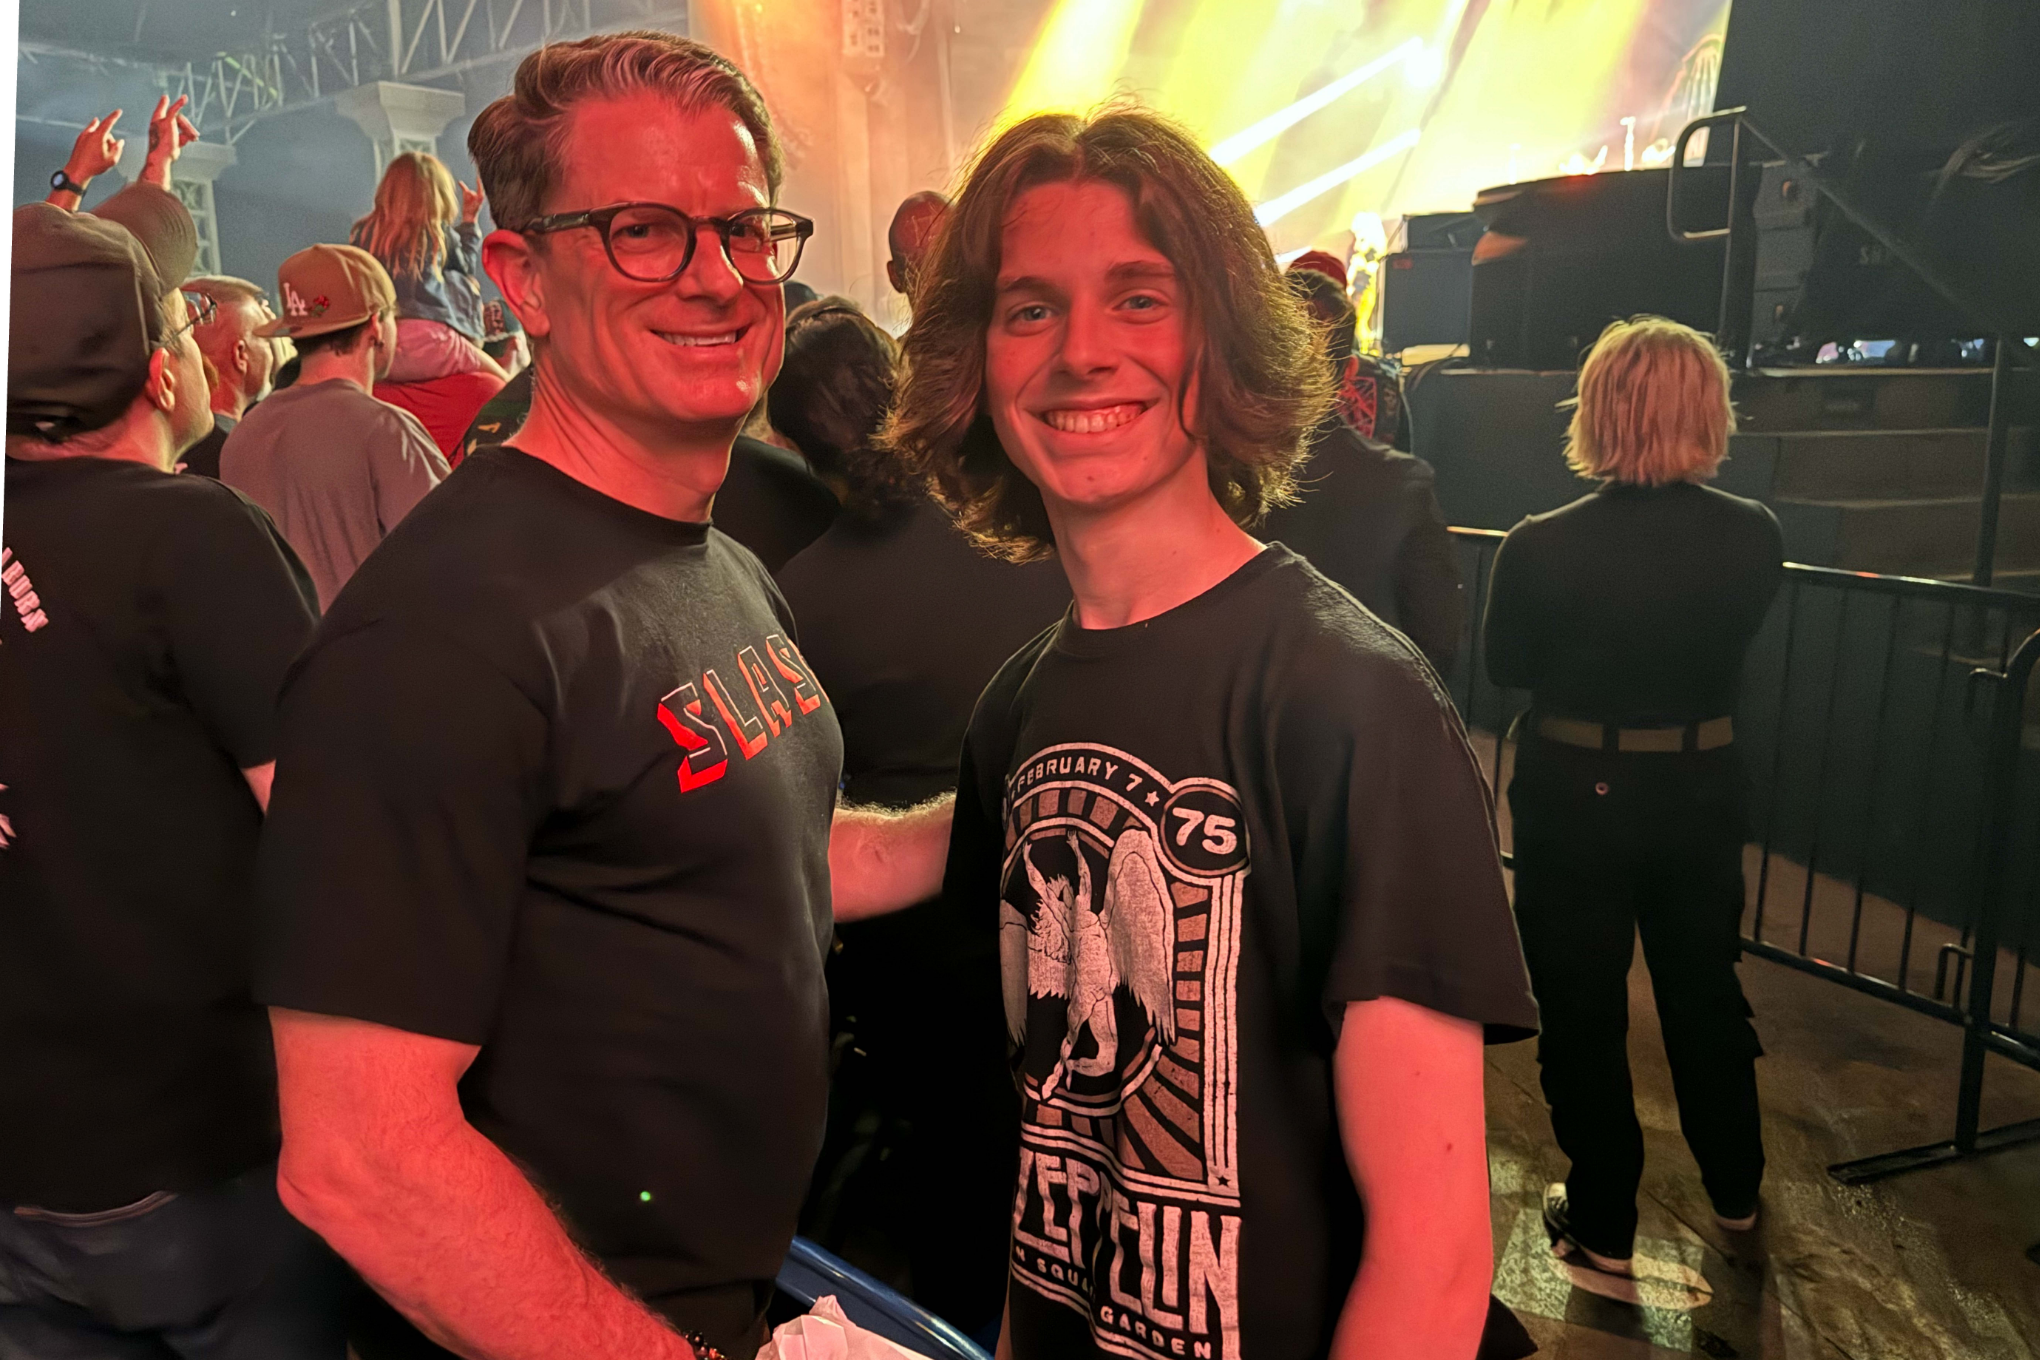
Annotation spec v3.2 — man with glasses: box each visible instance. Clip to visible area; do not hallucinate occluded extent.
[221,244,448,610]
[181,275,288,479]
[255,32,953,1360]
[3,186,341,1354]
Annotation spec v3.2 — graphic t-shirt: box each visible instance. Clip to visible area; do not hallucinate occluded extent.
[946,547,1537,1360]
[256,446,844,1356]
[0,456,318,1211]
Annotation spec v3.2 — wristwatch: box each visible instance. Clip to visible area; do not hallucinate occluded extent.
[50,170,88,197]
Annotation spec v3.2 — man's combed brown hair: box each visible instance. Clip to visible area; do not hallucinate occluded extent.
[467,30,783,231]
[882,105,1332,561]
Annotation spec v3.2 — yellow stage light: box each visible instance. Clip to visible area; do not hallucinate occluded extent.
[996,0,1148,130]
[1255,129,1421,227]
[1207,38,1424,167]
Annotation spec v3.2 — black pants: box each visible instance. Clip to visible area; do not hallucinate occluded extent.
[1508,734,1765,1255]
[0,1162,349,1360]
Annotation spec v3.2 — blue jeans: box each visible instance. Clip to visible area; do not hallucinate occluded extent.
[0,1162,349,1359]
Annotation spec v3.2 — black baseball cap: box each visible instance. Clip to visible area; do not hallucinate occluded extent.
[8,183,199,442]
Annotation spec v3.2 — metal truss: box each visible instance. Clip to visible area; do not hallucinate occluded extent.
[24,0,689,145]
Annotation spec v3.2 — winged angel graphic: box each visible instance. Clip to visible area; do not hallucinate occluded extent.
[1001,828,1176,1101]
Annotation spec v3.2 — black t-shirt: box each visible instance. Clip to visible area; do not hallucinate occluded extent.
[0,456,318,1212]
[459,367,837,572]
[255,446,844,1355]
[717,436,840,574]
[946,546,1537,1360]
[776,498,1071,809]
[178,412,234,479]
[1483,481,1784,724]
[1261,421,1463,675]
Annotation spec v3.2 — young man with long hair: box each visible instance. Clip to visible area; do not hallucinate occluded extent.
[887,107,1538,1360]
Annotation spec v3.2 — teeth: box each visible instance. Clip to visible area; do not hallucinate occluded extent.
[657,332,740,347]
[1043,403,1143,434]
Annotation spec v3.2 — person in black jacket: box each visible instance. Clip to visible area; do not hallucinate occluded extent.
[1265,267,1461,673]
[1484,315,1784,1276]
[773,297,1068,1339]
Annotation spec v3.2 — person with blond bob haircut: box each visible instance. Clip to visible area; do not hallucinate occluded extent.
[893,105,1540,1360]
[1484,315,1784,1279]
[1562,314,1737,486]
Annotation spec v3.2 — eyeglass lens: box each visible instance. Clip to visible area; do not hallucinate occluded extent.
[606,207,802,284]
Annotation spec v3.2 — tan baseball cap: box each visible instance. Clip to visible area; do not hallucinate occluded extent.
[260,243,395,339]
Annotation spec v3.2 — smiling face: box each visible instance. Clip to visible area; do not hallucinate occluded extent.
[511,94,784,444]
[984,179,1203,522]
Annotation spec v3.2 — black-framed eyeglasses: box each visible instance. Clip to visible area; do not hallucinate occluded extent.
[517,203,814,285]
[169,290,218,341]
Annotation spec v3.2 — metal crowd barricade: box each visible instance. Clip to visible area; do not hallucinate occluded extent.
[1444,526,2040,1185]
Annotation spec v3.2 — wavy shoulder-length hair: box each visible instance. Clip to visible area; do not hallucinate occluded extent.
[1563,315,1737,486]
[353,152,459,281]
[881,105,1331,561]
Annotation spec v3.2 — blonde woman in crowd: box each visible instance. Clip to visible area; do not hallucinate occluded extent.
[1484,316,1784,1277]
[350,150,509,383]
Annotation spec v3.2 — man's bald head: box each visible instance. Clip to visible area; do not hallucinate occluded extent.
[886,190,950,299]
[186,275,279,418]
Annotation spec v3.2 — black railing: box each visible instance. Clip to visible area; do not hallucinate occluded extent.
[1446,527,2040,1183]
[1666,107,2038,586]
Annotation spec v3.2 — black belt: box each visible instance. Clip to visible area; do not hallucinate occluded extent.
[1536,714,1733,753]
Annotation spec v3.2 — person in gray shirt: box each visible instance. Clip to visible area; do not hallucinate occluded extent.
[223,243,447,608]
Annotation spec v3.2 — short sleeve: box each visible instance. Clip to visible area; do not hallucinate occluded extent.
[372,412,450,534]
[941,732,1009,934]
[160,488,320,768]
[1283,647,1538,1043]
[255,620,547,1044]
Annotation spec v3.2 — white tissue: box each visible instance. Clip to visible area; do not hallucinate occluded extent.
[754,1295,938,1360]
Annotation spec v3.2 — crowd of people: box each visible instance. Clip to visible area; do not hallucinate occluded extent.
[2,27,1784,1360]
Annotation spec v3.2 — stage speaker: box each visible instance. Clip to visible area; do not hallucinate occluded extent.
[1467,167,1731,370]
[1381,249,1473,352]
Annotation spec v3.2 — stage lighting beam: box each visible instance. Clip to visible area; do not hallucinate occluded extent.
[1208,38,1424,167]
[1253,129,1422,227]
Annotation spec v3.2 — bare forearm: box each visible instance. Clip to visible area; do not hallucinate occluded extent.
[281,1111,692,1360]
[1331,998,1491,1360]
[829,794,954,921]
[272,1012,694,1360]
[1332,1217,1489,1360]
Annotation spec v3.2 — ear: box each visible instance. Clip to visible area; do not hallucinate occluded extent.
[232,336,252,374]
[483,228,550,342]
[143,346,178,415]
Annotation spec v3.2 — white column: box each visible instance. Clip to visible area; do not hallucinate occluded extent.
[119,137,238,277]
[335,81,466,174]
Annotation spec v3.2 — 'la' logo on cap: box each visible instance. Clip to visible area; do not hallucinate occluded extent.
[283,282,310,318]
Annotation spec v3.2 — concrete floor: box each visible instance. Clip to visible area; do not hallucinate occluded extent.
[1487,939,2040,1358]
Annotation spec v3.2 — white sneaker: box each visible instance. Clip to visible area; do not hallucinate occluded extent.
[1542,1183,1635,1277]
